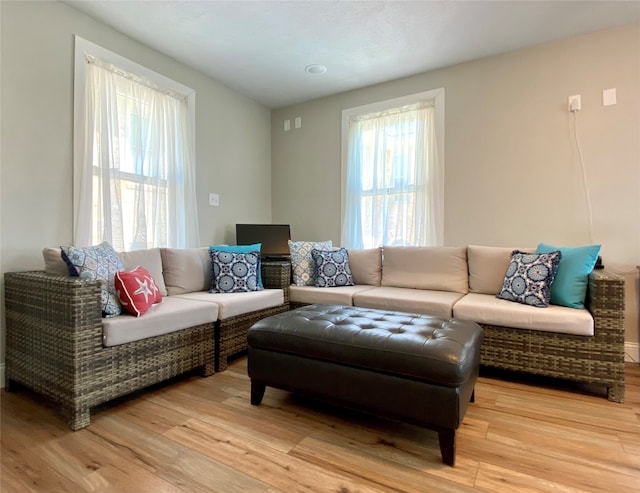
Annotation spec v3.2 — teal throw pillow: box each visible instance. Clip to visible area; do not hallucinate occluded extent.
[209,243,263,288]
[535,243,601,309]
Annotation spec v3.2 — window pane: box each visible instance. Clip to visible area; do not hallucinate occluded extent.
[343,98,440,249]
[75,38,199,249]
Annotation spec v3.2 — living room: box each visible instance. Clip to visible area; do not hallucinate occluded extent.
[1,1,639,491]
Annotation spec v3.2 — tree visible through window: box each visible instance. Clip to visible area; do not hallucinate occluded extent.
[341,91,444,249]
[74,37,199,251]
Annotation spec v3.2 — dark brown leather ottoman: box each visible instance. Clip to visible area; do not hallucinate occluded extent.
[247,304,483,466]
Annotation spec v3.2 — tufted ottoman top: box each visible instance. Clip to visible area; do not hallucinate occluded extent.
[248,304,483,387]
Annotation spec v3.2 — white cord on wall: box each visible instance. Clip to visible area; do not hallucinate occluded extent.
[570,111,595,244]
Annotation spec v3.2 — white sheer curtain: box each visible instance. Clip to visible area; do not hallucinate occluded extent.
[341,101,443,249]
[76,57,199,250]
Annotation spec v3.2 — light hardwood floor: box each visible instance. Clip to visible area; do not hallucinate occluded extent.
[2,358,639,493]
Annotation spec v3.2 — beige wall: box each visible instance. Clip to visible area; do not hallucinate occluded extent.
[0,2,272,369]
[271,23,640,348]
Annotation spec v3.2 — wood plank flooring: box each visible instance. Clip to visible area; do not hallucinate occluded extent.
[2,359,639,492]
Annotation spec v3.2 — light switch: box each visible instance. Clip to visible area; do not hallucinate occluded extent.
[295,116,302,128]
[284,119,291,131]
[209,193,219,207]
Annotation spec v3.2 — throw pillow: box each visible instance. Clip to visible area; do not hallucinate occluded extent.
[311,248,355,287]
[496,250,562,308]
[60,241,124,317]
[536,243,601,309]
[288,240,332,286]
[209,250,262,293]
[209,243,263,288]
[114,266,163,317]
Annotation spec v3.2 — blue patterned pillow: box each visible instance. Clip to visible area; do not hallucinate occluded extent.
[496,250,562,307]
[60,241,124,317]
[209,250,262,293]
[288,240,332,286]
[209,243,264,288]
[311,248,355,288]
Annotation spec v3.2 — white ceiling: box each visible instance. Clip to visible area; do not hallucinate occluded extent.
[64,0,640,109]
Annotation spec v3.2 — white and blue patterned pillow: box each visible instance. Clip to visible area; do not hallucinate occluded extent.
[288,240,332,286]
[60,241,124,317]
[311,248,355,288]
[209,250,262,293]
[496,250,562,307]
[209,243,264,289]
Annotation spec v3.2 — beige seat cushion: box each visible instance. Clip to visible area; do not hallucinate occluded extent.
[161,247,211,295]
[174,289,284,320]
[353,286,465,318]
[382,246,469,294]
[289,285,376,306]
[467,245,534,295]
[453,293,594,336]
[102,296,218,347]
[118,248,167,296]
[347,247,382,286]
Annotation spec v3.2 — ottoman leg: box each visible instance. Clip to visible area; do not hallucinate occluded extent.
[438,429,456,466]
[251,381,266,405]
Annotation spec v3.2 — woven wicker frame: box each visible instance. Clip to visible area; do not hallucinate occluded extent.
[262,260,291,303]
[4,271,215,430]
[479,269,625,402]
[215,260,292,371]
[288,270,626,402]
[216,304,290,371]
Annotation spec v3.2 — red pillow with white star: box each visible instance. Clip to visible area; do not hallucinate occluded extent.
[114,266,162,317]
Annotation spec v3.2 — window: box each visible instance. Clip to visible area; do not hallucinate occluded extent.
[73,36,199,251]
[341,90,444,249]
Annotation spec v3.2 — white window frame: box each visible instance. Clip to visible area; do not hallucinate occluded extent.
[340,88,445,247]
[73,35,196,247]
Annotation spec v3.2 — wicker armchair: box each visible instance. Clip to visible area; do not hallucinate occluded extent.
[479,269,626,402]
[4,271,215,430]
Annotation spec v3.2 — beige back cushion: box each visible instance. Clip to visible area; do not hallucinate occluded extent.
[467,245,534,295]
[161,247,211,295]
[43,247,69,276]
[348,247,382,286]
[44,246,169,297]
[381,246,469,293]
[118,248,168,296]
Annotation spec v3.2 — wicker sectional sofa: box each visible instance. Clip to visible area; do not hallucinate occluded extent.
[4,247,290,430]
[288,245,626,402]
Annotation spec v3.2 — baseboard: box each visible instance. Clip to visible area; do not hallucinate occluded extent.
[0,363,4,389]
[625,342,640,364]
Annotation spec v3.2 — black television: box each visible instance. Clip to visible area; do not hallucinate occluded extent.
[236,224,291,260]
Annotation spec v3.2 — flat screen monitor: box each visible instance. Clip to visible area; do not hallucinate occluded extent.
[236,224,291,260]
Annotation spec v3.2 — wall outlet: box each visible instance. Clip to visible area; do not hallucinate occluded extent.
[209,193,219,206]
[568,94,581,112]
